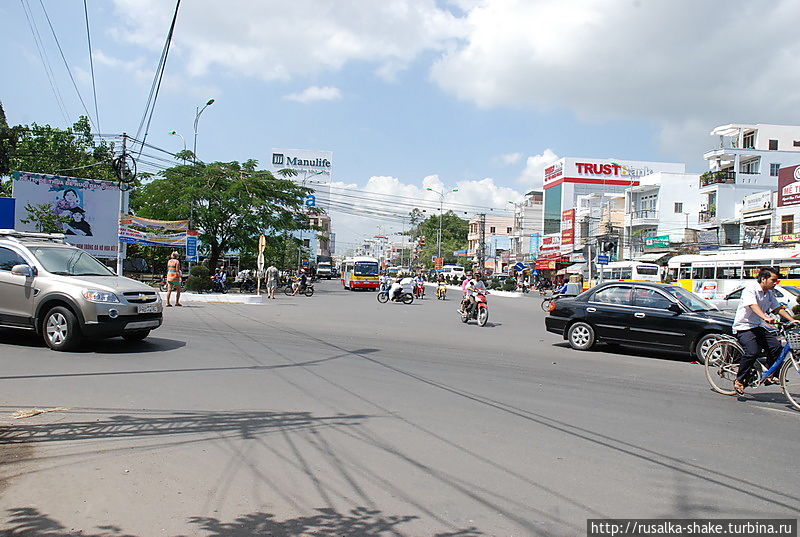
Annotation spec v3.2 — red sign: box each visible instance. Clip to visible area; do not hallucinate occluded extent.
[778,165,800,207]
[544,162,563,183]
[434,257,443,270]
[576,162,624,176]
[561,209,575,246]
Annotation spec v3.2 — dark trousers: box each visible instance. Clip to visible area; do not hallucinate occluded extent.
[735,327,782,382]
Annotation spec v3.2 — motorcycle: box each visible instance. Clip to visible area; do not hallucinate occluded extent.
[460,288,489,326]
[283,281,315,297]
[377,287,414,304]
[436,282,447,300]
[413,281,425,299]
[211,276,228,294]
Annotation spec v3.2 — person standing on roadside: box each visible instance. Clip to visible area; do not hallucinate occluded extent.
[165,251,183,307]
[265,263,279,300]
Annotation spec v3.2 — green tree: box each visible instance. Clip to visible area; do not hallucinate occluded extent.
[20,203,69,233]
[408,210,469,268]
[0,101,13,196]
[132,160,313,270]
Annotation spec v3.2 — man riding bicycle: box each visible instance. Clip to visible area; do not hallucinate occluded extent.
[732,266,800,394]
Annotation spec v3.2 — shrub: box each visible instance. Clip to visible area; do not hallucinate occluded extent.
[501,280,516,292]
[185,265,212,292]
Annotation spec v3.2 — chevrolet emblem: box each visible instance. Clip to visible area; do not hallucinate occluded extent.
[138,294,147,301]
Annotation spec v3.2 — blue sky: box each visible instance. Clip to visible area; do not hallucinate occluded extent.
[3,0,799,251]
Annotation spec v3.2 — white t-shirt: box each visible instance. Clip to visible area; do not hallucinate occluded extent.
[733,281,781,332]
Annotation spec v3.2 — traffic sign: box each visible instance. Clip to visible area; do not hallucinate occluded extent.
[434,257,444,270]
[597,255,609,265]
[514,262,526,272]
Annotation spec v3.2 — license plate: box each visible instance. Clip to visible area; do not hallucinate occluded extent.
[137,304,159,314]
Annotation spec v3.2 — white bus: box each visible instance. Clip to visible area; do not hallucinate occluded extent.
[340,256,380,290]
[597,261,661,283]
[668,248,800,298]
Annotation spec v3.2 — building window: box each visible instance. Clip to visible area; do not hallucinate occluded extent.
[490,226,496,233]
[743,131,755,149]
[740,158,759,174]
[769,139,778,150]
[771,163,781,177]
[781,215,794,235]
[507,227,512,234]
[794,141,800,147]
[674,202,683,214]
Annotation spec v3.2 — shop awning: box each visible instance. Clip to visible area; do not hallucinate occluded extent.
[556,268,567,275]
[565,263,585,274]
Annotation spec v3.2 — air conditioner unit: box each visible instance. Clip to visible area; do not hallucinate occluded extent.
[700,203,708,211]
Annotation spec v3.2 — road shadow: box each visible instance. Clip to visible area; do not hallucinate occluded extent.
[0,410,366,445]
[551,341,693,363]
[0,330,186,354]
[1,507,483,536]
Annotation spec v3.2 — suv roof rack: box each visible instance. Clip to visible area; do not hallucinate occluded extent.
[0,230,65,242]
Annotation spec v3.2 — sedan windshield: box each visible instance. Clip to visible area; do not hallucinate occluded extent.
[780,285,800,297]
[29,247,115,276]
[662,286,715,312]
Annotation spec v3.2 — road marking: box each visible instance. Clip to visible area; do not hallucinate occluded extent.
[760,406,800,417]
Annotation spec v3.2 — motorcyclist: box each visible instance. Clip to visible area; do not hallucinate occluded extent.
[291,269,308,296]
[413,272,425,297]
[464,272,486,315]
[389,274,411,301]
[212,268,227,292]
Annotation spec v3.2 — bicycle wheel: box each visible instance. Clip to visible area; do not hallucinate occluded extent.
[540,298,552,312]
[304,287,314,297]
[704,339,742,396]
[779,353,800,411]
[283,286,293,296]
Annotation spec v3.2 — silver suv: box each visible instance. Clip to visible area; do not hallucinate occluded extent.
[0,231,163,351]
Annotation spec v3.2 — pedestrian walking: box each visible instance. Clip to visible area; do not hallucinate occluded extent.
[165,251,183,307]
[265,263,279,299]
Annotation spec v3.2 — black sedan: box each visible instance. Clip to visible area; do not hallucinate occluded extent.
[544,281,734,361]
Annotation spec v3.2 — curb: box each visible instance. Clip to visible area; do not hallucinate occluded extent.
[158,291,267,305]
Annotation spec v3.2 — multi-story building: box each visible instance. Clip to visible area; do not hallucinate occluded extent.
[623,172,702,259]
[468,215,513,272]
[571,193,625,262]
[509,190,543,263]
[307,212,333,258]
[542,157,686,240]
[699,123,800,246]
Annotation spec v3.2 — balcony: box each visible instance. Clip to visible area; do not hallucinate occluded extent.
[628,209,659,226]
[700,170,736,187]
[698,210,717,224]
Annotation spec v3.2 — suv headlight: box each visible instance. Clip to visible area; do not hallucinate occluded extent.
[82,289,120,303]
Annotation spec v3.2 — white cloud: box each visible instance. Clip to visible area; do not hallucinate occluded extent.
[515,149,559,189]
[284,86,342,103]
[494,152,523,165]
[429,0,800,160]
[110,0,467,82]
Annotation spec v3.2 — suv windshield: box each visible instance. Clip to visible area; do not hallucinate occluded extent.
[662,286,715,312]
[28,247,115,276]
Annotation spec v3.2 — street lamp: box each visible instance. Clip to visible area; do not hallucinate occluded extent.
[426,187,459,264]
[192,98,215,162]
[168,131,187,163]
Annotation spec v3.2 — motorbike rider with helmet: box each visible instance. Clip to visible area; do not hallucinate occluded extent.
[463,272,487,316]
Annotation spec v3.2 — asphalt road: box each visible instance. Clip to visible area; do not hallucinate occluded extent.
[1,282,798,536]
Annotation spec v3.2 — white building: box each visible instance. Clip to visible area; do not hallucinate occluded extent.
[699,124,800,245]
[542,157,686,239]
[623,172,702,258]
[509,190,543,263]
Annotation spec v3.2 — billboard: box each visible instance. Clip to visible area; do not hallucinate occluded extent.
[778,165,800,207]
[13,171,120,258]
[561,209,575,246]
[0,198,14,229]
[542,157,685,190]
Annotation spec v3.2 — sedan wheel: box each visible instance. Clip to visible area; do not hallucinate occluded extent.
[567,322,595,351]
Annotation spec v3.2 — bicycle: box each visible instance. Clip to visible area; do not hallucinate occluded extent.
[704,321,800,410]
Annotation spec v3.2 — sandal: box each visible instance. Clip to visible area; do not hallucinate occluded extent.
[734,380,745,395]
[166,304,173,307]
[763,377,780,386]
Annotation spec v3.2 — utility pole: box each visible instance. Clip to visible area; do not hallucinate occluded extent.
[116,133,128,276]
[478,213,486,274]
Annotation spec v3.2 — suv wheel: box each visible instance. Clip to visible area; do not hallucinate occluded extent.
[42,306,81,351]
[123,330,151,342]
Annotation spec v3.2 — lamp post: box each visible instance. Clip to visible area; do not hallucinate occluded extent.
[168,131,186,163]
[192,98,215,162]
[426,187,458,264]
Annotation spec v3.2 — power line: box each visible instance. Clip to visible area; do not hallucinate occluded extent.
[19,0,70,124]
[134,0,181,154]
[82,0,100,133]
[37,0,97,131]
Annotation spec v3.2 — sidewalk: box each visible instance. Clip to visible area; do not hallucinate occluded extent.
[158,291,268,305]
[423,282,522,298]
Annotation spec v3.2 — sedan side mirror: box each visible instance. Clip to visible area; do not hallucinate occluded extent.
[667,303,683,314]
[11,264,35,277]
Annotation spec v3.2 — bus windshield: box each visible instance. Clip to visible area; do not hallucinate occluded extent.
[354,262,379,276]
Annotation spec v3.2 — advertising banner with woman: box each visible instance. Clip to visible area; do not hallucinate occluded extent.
[12,171,120,257]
